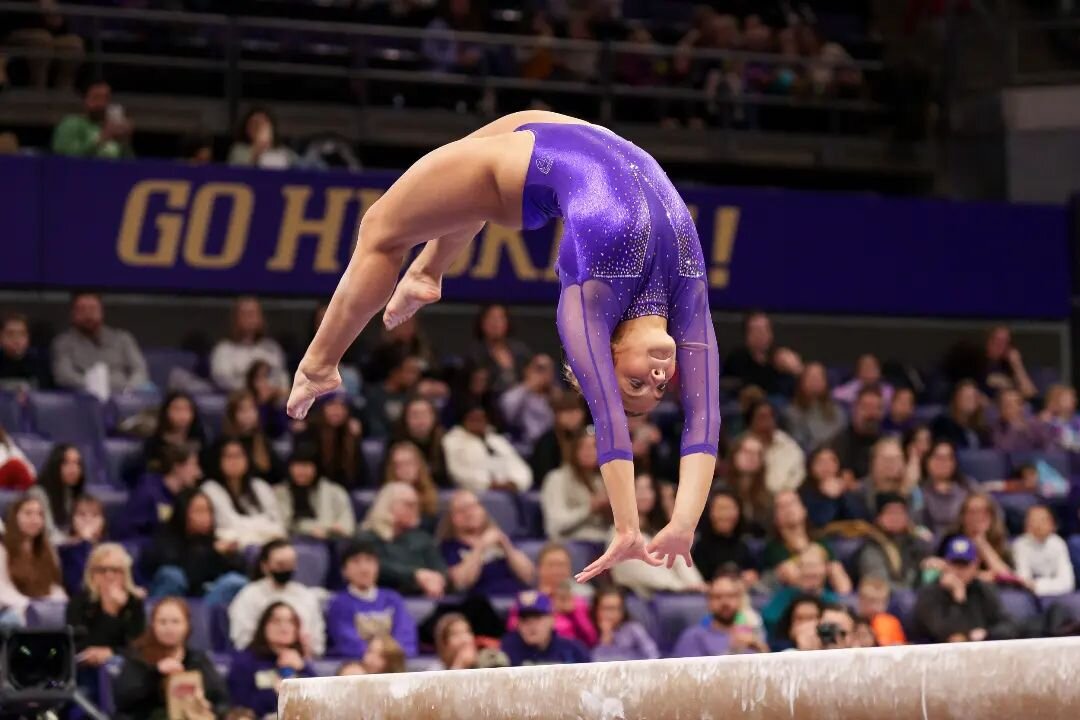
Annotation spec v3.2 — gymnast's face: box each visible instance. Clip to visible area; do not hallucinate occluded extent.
[612,321,677,417]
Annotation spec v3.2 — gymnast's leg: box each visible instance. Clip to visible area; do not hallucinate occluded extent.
[287,136,512,419]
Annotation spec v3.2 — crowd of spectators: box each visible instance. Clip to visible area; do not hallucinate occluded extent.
[0,292,1079,717]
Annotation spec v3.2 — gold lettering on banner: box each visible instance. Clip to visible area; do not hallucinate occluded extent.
[268,186,356,273]
[710,206,740,288]
[470,224,540,281]
[116,180,191,266]
[182,183,254,269]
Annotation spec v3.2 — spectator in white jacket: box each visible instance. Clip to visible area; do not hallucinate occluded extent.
[228,539,326,656]
[745,401,805,494]
[274,444,355,540]
[540,428,612,544]
[499,354,557,450]
[1013,505,1075,597]
[210,297,289,392]
[0,495,67,625]
[201,438,285,550]
[443,404,532,493]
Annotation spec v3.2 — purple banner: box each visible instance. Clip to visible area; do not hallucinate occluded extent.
[2,155,1071,319]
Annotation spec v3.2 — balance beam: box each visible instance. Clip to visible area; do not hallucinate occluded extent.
[280,637,1080,720]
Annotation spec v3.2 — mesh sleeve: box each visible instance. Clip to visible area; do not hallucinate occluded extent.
[669,277,721,457]
[557,280,633,466]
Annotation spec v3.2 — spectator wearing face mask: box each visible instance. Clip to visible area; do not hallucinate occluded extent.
[827,385,885,480]
[51,292,149,396]
[499,353,558,450]
[228,539,326,656]
[913,535,1018,643]
[0,313,49,390]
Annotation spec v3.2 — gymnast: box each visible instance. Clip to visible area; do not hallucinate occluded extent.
[287,110,720,582]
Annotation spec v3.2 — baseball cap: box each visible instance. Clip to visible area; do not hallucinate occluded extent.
[943,535,978,564]
[515,590,552,617]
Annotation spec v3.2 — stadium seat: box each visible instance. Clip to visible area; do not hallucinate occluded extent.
[1045,591,1080,621]
[210,603,233,653]
[26,599,66,628]
[564,541,605,576]
[652,593,707,653]
[362,438,386,474]
[294,540,330,588]
[0,392,23,432]
[1067,536,1080,578]
[997,588,1039,623]
[351,489,377,522]
[144,348,201,391]
[0,490,20,518]
[108,391,161,435]
[11,433,53,472]
[404,597,437,624]
[104,436,143,486]
[99,658,121,717]
[1009,449,1069,478]
[625,592,660,643]
[479,491,520,536]
[28,393,106,469]
[312,657,344,676]
[888,588,918,635]
[514,538,546,564]
[956,449,1008,483]
[194,394,228,438]
[913,404,943,425]
[517,491,544,538]
[991,492,1040,536]
[406,655,443,672]
[826,537,864,578]
[90,485,131,534]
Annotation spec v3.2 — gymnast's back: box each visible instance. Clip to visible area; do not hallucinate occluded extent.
[514,120,719,466]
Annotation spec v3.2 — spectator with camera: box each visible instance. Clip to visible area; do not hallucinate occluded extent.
[671,570,768,657]
[913,535,1018,643]
[798,604,856,651]
[52,81,134,159]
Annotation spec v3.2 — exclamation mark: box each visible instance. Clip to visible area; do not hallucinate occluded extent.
[710,206,739,288]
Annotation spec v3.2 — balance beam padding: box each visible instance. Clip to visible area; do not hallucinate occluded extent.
[279,637,1080,719]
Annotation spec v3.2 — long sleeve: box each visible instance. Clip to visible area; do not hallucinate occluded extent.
[52,116,99,157]
[668,278,721,458]
[390,592,419,657]
[50,332,85,390]
[540,468,593,540]
[323,481,356,536]
[1037,536,1076,596]
[112,655,158,718]
[210,341,245,391]
[487,433,533,491]
[326,593,366,657]
[0,546,31,619]
[913,586,956,642]
[119,331,149,389]
[227,583,263,651]
[443,428,494,492]
[556,281,633,465]
[499,385,530,436]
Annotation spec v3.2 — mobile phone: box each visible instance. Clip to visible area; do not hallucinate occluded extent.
[106,104,126,124]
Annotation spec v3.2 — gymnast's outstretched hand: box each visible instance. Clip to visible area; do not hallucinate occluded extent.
[287,364,342,420]
[647,522,695,570]
[575,530,663,584]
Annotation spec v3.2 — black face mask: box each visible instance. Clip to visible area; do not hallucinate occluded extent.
[270,569,294,585]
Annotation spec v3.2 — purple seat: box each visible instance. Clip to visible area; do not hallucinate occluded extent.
[351,489,376,521]
[913,404,943,425]
[11,434,53,472]
[99,658,122,717]
[1067,535,1080,577]
[998,588,1039,622]
[362,438,386,473]
[564,541,604,576]
[209,651,232,678]
[1046,591,1080,620]
[992,492,1040,535]
[745,537,766,568]
[1009,449,1069,478]
[26,599,67,628]
[194,394,228,438]
[403,597,437,624]
[0,490,20,518]
[652,593,707,653]
[104,437,143,486]
[957,449,1008,483]
[293,540,330,588]
[88,485,131,537]
[406,655,443,672]
[490,595,515,618]
[210,603,233,653]
[311,658,343,676]
[826,537,864,577]
[0,392,22,432]
[479,491,520,536]
[888,588,918,634]
[517,491,544,538]
[625,593,660,643]
[108,392,161,435]
[144,348,200,391]
[148,597,212,651]
[515,539,546,564]
[28,392,105,449]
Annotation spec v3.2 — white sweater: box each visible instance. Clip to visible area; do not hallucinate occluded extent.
[274,479,356,538]
[228,577,326,656]
[201,478,286,549]
[610,531,705,598]
[0,544,67,622]
[540,466,611,543]
[1013,533,1076,597]
[442,426,533,492]
[209,337,289,392]
[764,430,806,495]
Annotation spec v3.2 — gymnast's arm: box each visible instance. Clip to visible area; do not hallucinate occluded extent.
[652,278,720,559]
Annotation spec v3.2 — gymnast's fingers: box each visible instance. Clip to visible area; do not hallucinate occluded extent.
[641,550,664,568]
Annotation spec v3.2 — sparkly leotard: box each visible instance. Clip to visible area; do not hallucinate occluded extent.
[517,122,721,465]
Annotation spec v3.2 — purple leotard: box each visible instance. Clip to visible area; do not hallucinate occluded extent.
[517,122,721,466]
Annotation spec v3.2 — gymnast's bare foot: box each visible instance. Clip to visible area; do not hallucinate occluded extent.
[383,269,441,329]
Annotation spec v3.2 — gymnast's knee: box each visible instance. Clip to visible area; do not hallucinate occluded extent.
[356,200,401,255]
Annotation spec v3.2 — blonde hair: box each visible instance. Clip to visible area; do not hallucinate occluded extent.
[82,542,138,601]
[798,543,829,565]
[359,482,415,541]
[367,633,407,674]
[382,441,438,517]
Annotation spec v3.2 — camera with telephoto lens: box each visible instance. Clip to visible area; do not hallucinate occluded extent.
[816,622,842,648]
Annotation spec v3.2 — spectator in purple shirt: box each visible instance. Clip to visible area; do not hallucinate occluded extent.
[499,353,558,451]
[228,602,315,718]
[671,571,767,657]
[992,388,1054,453]
[590,588,659,662]
[325,540,418,658]
[500,591,590,667]
[125,443,202,539]
[437,489,535,597]
[833,354,894,408]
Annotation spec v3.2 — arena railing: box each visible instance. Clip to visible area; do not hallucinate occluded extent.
[0,1,887,132]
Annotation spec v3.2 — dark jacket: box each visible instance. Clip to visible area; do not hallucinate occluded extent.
[66,588,145,652]
[141,530,247,597]
[113,648,230,720]
[356,528,448,596]
[913,580,1019,643]
[856,531,931,591]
